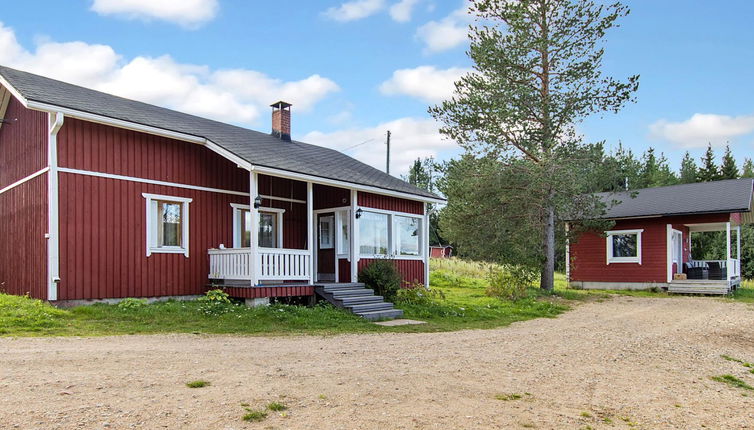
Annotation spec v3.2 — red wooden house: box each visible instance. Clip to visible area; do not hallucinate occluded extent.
[0,65,442,309]
[567,179,753,294]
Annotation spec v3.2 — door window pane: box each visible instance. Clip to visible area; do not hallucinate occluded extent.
[240,209,252,248]
[337,210,350,255]
[157,201,182,247]
[395,216,420,256]
[359,211,388,255]
[259,212,277,248]
[319,215,334,249]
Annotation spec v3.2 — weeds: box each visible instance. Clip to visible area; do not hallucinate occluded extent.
[242,410,267,422]
[266,401,288,411]
[186,380,210,388]
[711,374,754,391]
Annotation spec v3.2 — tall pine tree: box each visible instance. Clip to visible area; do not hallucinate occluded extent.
[678,151,698,183]
[697,144,721,182]
[742,158,754,178]
[720,145,740,179]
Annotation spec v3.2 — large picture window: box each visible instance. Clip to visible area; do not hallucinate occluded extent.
[606,229,643,264]
[395,215,420,256]
[143,193,192,257]
[359,211,389,256]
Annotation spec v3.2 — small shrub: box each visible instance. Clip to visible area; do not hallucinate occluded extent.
[116,297,148,311]
[395,282,445,306]
[242,410,268,422]
[266,401,288,411]
[186,380,210,388]
[494,393,522,401]
[358,259,402,301]
[712,374,754,391]
[486,265,538,301]
[198,289,234,316]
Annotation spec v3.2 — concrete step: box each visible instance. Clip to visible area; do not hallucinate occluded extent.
[337,295,384,306]
[357,309,404,321]
[347,302,395,313]
[330,289,375,298]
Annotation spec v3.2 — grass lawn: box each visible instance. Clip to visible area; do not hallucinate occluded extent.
[2,258,750,337]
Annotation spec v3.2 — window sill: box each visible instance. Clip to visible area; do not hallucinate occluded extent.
[607,258,640,264]
[148,247,189,257]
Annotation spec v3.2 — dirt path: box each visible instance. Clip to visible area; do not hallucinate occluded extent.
[2,296,754,429]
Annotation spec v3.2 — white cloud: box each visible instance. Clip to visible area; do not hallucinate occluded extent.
[0,22,339,127]
[90,0,219,28]
[389,0,421,22]
[415,5,469,53]
[380,65,470,103]
[323,0,386,22]
[302,117,456,175]
[649,113,754,148]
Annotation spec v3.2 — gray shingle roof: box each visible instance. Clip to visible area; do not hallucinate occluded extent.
[0,65,441,200]
[595,178,754,219]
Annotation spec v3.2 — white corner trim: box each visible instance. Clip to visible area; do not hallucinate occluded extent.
[423,202,430,288]
[59,167,249,197]
[605,229,643,265]
[0,74,29,108]
[142,193,192,257]
[0,167,49,195]
[666,224,673,283]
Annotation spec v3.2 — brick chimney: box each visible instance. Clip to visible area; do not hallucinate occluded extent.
[271,101,292,141]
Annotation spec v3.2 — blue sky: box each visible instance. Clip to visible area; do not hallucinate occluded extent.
[1,0,753,175]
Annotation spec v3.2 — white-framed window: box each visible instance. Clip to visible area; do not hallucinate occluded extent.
[143,193,192,257]
[606,229,643,264]
[319,215,334,249]
[231,204,284,249]
[357,209,423,259]
[336,209,350,257]
[395,215,421,256]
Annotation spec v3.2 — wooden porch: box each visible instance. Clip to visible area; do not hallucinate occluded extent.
[668,278,740,295]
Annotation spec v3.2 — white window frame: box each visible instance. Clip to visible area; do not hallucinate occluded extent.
[230,204,285,249]
[606,229,643,264]
[357,207,424,260]
[143,193,192,257]
[393,214,422,258]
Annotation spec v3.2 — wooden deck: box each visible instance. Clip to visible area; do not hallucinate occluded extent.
[206,281,315,298]
[668,279,740,295]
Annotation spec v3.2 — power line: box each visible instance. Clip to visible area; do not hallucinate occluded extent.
[342,138,375,152]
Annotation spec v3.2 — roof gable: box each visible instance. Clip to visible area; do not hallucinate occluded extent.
[0,65,441,201]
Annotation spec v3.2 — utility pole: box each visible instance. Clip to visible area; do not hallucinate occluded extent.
[386,130,391,175]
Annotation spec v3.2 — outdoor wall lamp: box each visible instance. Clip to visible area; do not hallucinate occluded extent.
[355,208,363,219]
[254,195,262,209]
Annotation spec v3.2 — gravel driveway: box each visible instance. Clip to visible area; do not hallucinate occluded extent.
[2,296,754,429]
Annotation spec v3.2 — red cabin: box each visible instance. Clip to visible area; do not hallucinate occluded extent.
[567,179,753,294]
[0,66,442,306]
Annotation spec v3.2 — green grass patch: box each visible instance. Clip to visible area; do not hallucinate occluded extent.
[242,410,267,422]
[0,258,588,337]
[266,401,288,411]
[186,380,210,388]
[711,374,754,391]
[494,393,523,401]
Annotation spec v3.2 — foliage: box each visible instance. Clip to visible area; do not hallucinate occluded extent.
[266,402,288,412]
[116,297,148,311]
[743,158,754,178]
[697,144,721,182]
[429,0,638,290]
[638,148,677,188]
[198,288,234,316]
[357,259,402,301]
[242,410,268,422]
[678,151,698,184]
[720,145,740,179]
[486,264,539,301]
[395,282,445,306]
[404,157,445,246]
[711,374,754,391]
[186,380,210,388]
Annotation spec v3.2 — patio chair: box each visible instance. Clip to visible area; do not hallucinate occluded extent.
[707,261,726,280]
[684,261,709,280]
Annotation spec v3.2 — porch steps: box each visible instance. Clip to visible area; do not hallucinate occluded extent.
[314,283,403,321]
[668,282,731,295]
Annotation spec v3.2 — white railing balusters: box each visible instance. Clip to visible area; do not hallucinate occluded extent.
[208,247,311,281]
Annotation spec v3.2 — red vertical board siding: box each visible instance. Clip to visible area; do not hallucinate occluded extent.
[0,97,48,299]
[358,258,424,286]
[570,213,733,283]
[358,192,423,215]
[56,118,251,300]
[314,184,350,209]
[338,258,351,283]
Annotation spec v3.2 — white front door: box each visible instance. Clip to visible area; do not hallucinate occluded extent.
[672,230,683,274]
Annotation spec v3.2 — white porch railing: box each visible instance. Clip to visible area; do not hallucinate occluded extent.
[208,248,311,282]
[257,248,311,281]
[728,258,741,279]
[208,248,252,280]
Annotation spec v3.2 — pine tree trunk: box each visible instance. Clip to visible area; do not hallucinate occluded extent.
[540,202,556,291]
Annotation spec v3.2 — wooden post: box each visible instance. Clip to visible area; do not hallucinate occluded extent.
[307,182,314,284]
[350,189,359,283]
[726,222,732,282]
[249,172,259,286]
